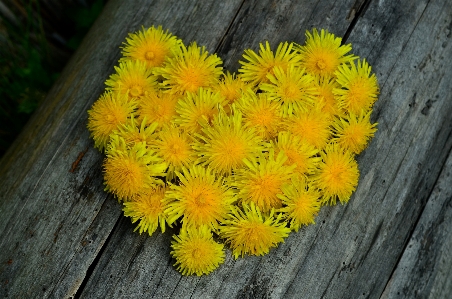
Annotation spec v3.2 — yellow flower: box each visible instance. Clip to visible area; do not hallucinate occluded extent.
[174,87,226,134]
[313,143,359,205]
[334,59,379,114]
[332,112,378,154]
[122,186,169,235]
[112,116,158,148]
[285,106,332,150]
[214,71,252,107]
[296,28,356,77]
[313,75,342,117]
[105,60,158,99]
[278,177,320,231]
[87,91,137,151]
[104,136,167,201]
[163,165,236,229]
[193,109,266,175]
[219,202,290,258]
[154,42,223,94]
[236,90,283,140]
[136,90,180,128]
[153,125,196,180]
[273,131,321,176]
[120,25,182,69]
[239,41,301,86]
[260,65,317,116]
[171,225,225,276]
[233,150,295,213]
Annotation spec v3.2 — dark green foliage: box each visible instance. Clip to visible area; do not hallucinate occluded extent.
[0,0,104,158]
[66,0,105,50]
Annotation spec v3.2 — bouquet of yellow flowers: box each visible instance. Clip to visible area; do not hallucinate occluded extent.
[87,26,379,276]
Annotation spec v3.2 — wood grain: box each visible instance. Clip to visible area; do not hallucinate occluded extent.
[1,0,451,298]
[0,0,244,298]
[380,148,452,298]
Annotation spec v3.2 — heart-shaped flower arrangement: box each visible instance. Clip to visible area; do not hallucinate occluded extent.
[87,26,379,276]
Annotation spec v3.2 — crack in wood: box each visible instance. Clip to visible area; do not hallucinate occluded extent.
[379,136,452,298]
[343,0,372,43]
[216,0,247,54]
[149,252,174,299]
[73,214,122,299]
[378,0,433,93]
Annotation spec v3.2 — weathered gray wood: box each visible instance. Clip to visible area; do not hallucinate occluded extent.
[380,148,452,298]
[283,0,452,297]
[79,0,452,298]
[78,0,361,297]
[215,0,362,71]
[1,0,452,298]
[0,0,244,298]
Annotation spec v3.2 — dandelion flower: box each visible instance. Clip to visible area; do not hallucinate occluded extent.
[174,88,226,134]
[87,91,137,151]
[112,116,158,148]
[236,90,283,140]
[273,131,321,176]
[332,112,378,154]
[286,106,332,150]
[163,165,236,229]
[313,143,359,205]
[105,60,158,99]
[239,41,301,86]
[194,109,266,175]
[260,65,317,116]
[136,90,180,128]
[155,42,223,94]
[214,71,252,107]
[313,76,342,117]
[153,125,196,180]
[171,226,225,276]
[233,150,295,213]
[104,136,167,201]
[220,202,290,258]
[278,177,320,231]
[296,28,356,77]
[120,25,182,68]
[123,186,169,236]
[334,59,379,114]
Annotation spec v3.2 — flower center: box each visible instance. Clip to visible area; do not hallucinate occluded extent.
[170,143,181,154]
[349,82,367,102]
[192,248,203,259]
[249,232,258,242]
[180,67,204,93]
[194,192,209,207]
[316,59,327,70]
[130,85,143,98]
[283,83,301,101]
[145,51,155,60]
[145,196,163,214]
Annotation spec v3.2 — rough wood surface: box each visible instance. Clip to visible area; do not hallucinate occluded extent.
[0,0,451,298]
[0,0,245,297]
[380,148,452,298]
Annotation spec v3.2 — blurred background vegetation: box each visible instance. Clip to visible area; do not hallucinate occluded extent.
[0,0,105,158]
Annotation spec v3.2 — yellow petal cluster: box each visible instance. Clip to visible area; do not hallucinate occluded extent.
[87,26,379,276]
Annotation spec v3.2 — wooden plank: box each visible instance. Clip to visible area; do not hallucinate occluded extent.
[380,148,452,298]
[215,0,363,71]
[78,0,452,298]
[74,1,416,298]
[0,0,244,298]
[1,0,451,298]
[282,0,452,297]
